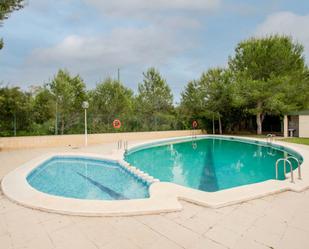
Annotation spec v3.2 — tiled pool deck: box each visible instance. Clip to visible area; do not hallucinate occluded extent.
[1,140,309,249]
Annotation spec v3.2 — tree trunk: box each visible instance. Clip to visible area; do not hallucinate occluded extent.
[256,113,263,135]
[61,116,65,135]
[218,113,222,135]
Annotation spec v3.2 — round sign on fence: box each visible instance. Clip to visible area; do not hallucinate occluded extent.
[192,120,198,129]
[113,119,121,129]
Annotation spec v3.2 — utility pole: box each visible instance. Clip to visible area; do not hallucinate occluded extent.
[13,113,16,136]
[55,100,58,135]
[117,68,120,82]
[212,113,215,134]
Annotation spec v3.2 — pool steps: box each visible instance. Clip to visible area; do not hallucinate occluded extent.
[119,160,160,185]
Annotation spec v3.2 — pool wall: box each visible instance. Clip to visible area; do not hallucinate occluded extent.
[1,135,309,216]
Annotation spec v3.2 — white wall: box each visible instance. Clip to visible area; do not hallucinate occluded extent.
[299,115,309,138]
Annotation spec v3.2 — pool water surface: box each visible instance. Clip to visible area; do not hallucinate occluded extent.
[125,138,302,192]
[27,156,150,200]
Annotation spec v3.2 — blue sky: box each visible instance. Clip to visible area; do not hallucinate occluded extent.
[1,0,309,102]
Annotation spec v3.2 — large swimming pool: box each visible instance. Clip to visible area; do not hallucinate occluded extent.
[125,137,302,192]
[27,156,150,200]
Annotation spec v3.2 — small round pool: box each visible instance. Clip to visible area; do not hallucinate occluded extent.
[124,137,303,192]
[27,156,149,200]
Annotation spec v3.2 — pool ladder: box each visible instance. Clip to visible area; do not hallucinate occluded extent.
[275,156,301,183]
[266,134,275,144]
[117,140,128,151]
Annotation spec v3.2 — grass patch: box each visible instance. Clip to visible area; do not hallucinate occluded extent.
[280,138,309,146]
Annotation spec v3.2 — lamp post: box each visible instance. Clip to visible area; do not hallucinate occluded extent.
[82,101,89,146]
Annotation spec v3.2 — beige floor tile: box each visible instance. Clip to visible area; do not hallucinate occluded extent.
[76,218,129,248]
[204,225,241,248]
[289,211,309,232]
[109,217,163,248]
[0,234,13,249]
[136,214,200,248]
[216,209,259,234]
[278,226,309,249]
[40,214,74,233]
[232,236,269,249]
[101,237,141,249]
[48,225,97,249]
[188,236,227,249]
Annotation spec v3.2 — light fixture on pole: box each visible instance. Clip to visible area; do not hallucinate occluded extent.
[82,101,89,146]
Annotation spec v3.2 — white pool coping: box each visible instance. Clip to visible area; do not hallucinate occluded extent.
[1,135,309,216]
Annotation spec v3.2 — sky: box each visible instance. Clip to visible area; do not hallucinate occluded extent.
[1,0,309,102]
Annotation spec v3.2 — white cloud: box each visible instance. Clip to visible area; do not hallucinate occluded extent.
[255,12,309,60]
[85,0,221,17]
[26,25,197,85]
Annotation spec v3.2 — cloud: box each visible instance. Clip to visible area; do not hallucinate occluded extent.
[26,24,197,86]
[84,0,221,17]
[255,12,309,60]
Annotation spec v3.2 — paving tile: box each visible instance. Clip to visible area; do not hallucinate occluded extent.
[109,216,163,248]
[188,236,227,249]
[242,214,288,248]
[40,214,74,233]
[164,202,204,221]
[288,211,309,232]
[0,198,23,214]
[136,214,200,248]
[232,236,269,249]
[215,209,259,234]
[48,225,98,249]
[0,233,14,249]
[204,225,241,248]
[101,237,141,249]
[178,209,224,235]
[278,226,309,249]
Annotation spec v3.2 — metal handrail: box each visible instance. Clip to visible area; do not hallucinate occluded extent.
[117,140,123,150]
[287,156,301,180]
[275,158,294,183]
[266,134,275,143]
[124,141,128,151]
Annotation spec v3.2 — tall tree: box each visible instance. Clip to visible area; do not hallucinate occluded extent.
[199,68,233,134]
[136,68,174,130]
[229,35,308,134]
[0,0,25,49]
[0,86,31,136]
[89,78,134,132]
[49,70,86,134]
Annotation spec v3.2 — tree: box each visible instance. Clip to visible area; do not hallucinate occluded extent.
[89,78,134,132]
[0,86,31,136]
[0,0,25,49]
[229,35,308,134]
[49,70,86,134]
[136,68,174,130]
[199,68,233,134]
[180,68,235,133]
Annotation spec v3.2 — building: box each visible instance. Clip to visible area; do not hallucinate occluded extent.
[283,110,309,138]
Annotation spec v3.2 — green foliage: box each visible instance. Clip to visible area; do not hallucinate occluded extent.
[0,0,25,49]
[0,0,24,22]
[49,69,86,134]
[89,78,134,132]
[0,86,32,136]
[136,68,174,130]
[1,36,309,137]
[228,35,308,134]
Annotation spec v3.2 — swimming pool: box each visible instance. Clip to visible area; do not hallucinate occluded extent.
[27,156,149,200]
[125,137,302,192]
[2,136,308,216]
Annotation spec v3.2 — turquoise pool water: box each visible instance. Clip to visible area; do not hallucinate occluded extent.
[125,137,302,192]
[27,156,149,200]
